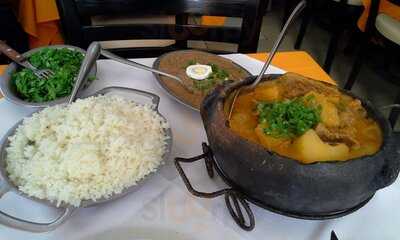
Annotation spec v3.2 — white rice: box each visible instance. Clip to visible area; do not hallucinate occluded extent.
[5,95,169,207]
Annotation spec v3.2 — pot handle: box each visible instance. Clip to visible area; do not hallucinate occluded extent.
[379,130,400,188]
[376,105,400,189]
[378,132,400,189]
[174,143,255,231]
[0,181,76,232]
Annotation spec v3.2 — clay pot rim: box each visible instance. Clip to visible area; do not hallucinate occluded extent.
[205,73,393,167]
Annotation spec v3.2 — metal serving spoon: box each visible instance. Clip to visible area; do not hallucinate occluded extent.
[69,42,101,103]
[99,48,185,85]
[228,0,307,119]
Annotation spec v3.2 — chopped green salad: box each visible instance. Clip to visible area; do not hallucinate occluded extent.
[257,95,321,138]
[12,48,85,102]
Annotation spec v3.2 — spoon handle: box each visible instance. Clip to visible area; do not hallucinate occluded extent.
[69,42,101,104]
[249,0,306,88]
[100,49,183,84]
[228,0,306,120]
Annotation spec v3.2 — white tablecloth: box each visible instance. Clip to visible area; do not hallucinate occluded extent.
[0,54,398,240]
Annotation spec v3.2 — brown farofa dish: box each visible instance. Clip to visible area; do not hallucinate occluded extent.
[154,50,250,110]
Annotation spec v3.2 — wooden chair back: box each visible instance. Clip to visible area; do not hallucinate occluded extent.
[56,0,267,57]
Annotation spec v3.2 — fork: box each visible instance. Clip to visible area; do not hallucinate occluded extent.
[0,40,54,79]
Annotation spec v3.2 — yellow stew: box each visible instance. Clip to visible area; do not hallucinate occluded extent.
[228,73,382,164]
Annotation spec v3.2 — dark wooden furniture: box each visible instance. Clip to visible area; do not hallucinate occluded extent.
[0,1,29,64]
[344,0,400,128]
[284,0,363,73]
[56,0,267,58]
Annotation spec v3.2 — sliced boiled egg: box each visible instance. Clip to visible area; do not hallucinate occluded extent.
[186,64,212,80]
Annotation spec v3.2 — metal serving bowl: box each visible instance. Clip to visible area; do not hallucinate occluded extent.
[0,45,97,108]
[0,87,173,232]
[152,50,252,111]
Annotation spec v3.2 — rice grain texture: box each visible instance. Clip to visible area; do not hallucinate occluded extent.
[5,95,169,207]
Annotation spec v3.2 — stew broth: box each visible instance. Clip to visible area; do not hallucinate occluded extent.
[228,73,382,164]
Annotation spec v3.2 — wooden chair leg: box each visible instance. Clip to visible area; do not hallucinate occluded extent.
[294,8,311,49]
[323,30,341,73]
[383,39,397,72]
[266,0,273,12]
[389,91,400,128]
[344,48,365,90]
[344,29,362,55]
[175,14,189,49]
[323,0,349,73]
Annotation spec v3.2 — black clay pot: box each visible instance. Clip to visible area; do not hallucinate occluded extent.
[200,74,400,219]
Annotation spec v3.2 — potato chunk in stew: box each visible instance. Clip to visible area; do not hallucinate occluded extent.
[292,130,350,163]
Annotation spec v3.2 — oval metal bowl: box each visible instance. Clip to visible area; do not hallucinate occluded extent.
[152,50,251,111]
[0,45,97,108]
[0,87,173,232]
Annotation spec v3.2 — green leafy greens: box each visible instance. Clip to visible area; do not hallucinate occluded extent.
[186,61,229,92]
[12,48,85,102]
[257,95,321,138]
